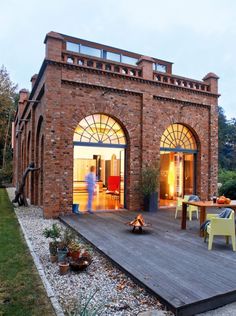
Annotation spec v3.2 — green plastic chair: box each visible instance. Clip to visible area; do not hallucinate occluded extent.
[204,211,236,251]
[175,195,199,220]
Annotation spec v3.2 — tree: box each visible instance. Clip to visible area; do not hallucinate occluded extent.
[0,65,18,184]
[218,106,236,170]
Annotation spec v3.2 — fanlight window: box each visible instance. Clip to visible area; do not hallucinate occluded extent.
[74,114,126,145]
[160,124,196,150]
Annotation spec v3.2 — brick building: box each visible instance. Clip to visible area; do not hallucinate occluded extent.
[13,31,219,218]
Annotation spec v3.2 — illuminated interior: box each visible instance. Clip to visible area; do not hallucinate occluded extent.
[73,114,126,212]
[160,124,197,207]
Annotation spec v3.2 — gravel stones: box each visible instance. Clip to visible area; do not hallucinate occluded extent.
[7,188,171,316]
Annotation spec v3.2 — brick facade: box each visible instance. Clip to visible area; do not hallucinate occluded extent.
[13,32,219,218]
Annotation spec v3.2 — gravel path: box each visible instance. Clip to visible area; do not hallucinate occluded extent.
[7,188,171,316]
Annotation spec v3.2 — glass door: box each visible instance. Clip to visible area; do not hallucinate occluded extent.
[174,153,184,198]
[183,154,194,195]
[160,151,195,206]
[119,149,125,207]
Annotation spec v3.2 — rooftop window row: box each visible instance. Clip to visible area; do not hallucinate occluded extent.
[66,41,138,66]
[153,63,167,73]
[66,41,167,72]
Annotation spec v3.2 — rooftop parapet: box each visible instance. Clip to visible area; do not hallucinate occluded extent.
[203,73,219,94]
[43,31,218,94]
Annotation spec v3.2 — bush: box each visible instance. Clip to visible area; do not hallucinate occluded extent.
[43,224,61,241]
[218,168,236,185]
[140,166,158,197]
[218,179,236,199]
[0,163,13,187]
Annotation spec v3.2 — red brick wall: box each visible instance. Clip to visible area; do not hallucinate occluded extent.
[13,32,219,218]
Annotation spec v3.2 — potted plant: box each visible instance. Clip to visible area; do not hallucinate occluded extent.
[68,241,81,260]
[57,240,69,263]
[63,227,77,246]
[43,223,61,262]
[58,259,70,275]
[69,256,92,272]
[57,227,78,262]
[140,165,159,212]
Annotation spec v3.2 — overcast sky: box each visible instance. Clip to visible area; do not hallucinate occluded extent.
[1,0,235,119]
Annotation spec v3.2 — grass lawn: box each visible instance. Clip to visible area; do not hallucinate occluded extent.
[0,188,55,316]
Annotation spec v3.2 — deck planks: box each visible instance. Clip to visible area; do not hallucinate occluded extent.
[60,209,236,315]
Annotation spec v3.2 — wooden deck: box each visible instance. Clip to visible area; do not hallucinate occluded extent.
[60,209,236,316]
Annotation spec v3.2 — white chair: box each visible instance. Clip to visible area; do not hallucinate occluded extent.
[175,197,184,219]
[175,195,199,220]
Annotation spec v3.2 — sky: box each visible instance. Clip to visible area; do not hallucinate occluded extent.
[0,0,236,119]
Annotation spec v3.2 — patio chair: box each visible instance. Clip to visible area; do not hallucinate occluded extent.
[106,176,120,199]
[175,197,184,219]
[175,195,199,220]
[204,211,236,251]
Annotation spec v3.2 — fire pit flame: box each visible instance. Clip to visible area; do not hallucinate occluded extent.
[126,214,150,233]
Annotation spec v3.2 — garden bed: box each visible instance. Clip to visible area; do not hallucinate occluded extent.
[7,188,170,316]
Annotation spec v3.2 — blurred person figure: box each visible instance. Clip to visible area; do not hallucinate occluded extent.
[85,166,96,214]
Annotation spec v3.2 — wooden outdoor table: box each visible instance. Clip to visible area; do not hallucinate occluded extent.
[181,200,236,236]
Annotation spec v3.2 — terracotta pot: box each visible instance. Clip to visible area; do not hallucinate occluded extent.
[50,254,58,263]
[70,251,80,260]
[59,262,70,275]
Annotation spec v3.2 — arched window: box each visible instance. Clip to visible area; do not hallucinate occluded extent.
[74,114,126,145]
[160,124,197,151]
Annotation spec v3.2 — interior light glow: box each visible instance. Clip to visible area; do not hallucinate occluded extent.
[168,161,175,198]
[179,156,183,196]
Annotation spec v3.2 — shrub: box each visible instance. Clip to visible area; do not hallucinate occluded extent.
[140,166,158,197]
[218,179,236,199]
[63,227,77,246]
[0,162,13,187]
[43,224,61,241]
[218,168,236,185]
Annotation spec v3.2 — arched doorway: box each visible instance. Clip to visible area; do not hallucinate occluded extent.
[26,131,31,197]
[73,114,127,212]
[35,116,43,205]
[160,123,198,207]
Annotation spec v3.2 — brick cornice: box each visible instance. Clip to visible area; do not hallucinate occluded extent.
[61,79,142,96]
[17,59,215,122]
[46,59,219,98]
[153,95,211,109]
